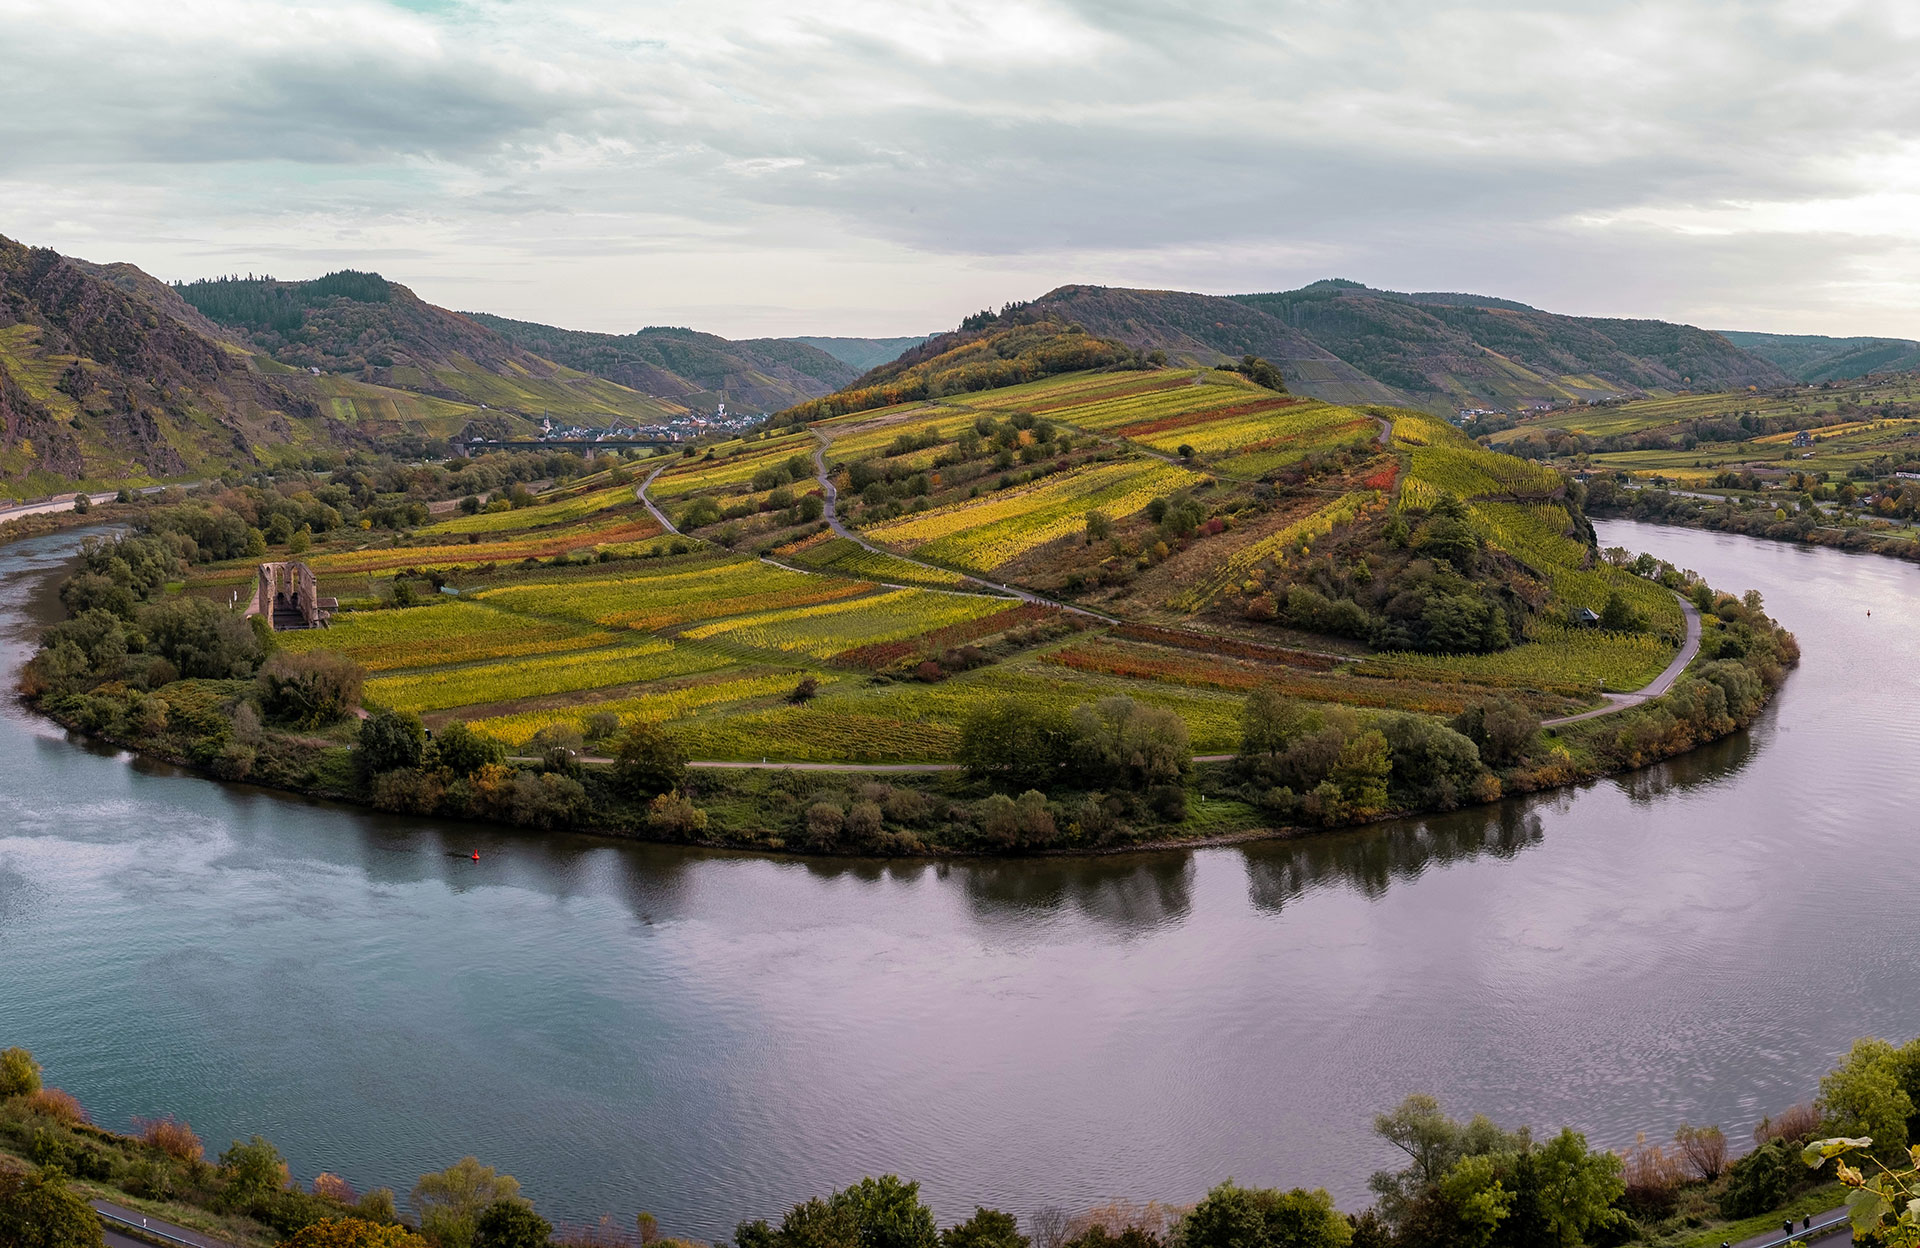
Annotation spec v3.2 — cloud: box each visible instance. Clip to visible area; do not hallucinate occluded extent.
[4,0,1920,336]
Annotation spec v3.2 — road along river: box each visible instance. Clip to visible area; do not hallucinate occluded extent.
[1,519,1916,1235]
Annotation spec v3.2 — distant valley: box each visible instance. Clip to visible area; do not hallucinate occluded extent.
[4,227,1919,493]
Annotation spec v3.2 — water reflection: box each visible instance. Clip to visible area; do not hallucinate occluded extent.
[1241,802,1546,914]
[960,854,1196,931]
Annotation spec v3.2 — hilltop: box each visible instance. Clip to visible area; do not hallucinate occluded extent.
[0,234,525,491]
[1025,282,1791,416]
[466,313,855,413]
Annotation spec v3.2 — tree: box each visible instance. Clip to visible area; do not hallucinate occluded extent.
[472,1199,553,1248]
[1240,690,1313,758]
[0,1047,42,1098]
[257,651,365,728]
[218,1135,291,1208]
[613,721,687,798]
[436,722,507,778]
[1821,1037,1916,1164]
[1448,699,1538,768]
[738,1176,938,1248]
[412,1158,521,1248]
[942,1209,1028,1248]
[0,1167,104,1248]
[830,1176,939,1248]
[70,492,90,515]
[1176,1181,1351,1248]
[1598,592,1641,632]
[958,700,1072,790]
[1068,697,1190,791]
[357,708,426,778]
[1377,714,1482,809]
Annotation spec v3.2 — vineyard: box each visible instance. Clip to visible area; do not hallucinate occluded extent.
[232,363,1711,769]
[421,485,640,536]
[776,532,972,587]
[1169,490,1381,612]
[679,587,1013,659]
[868,459,1204,571]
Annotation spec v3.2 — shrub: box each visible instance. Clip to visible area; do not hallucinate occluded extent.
[357,709,427,778]
[0,1167,104,1248]
[943,1209,1029,1248]
[285,1221,429,1248]
[217,1135,292,1214]
[435,723,508,778]
[1448,698,1538,768]
[1176,1180,1349,1248]
[509,771,587,829]
[473,1200,554,1248]
[413,1158,521,1248]
[258,651,366,728]
[371,768,446,816]
[0,1047,42,1098]
[25,1088,87,1126]
[645,792,709,836]
[1718,1139,1792,1218]
[789,675,820,704]
[136,1114,205,1163]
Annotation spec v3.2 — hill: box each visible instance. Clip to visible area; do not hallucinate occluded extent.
[466,314,855,413]
[0,234,524,491]
[779,305,1151,420]
[1717,329,1920,383]
[784,335,930,371]
[57,362,1794,857]
[1013,282,1790,415]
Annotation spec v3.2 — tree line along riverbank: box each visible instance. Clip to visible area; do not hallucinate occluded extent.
[16,516,1795,856]
[15,1034,1920,1247]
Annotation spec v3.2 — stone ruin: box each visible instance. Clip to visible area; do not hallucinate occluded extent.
[249,561,336,630]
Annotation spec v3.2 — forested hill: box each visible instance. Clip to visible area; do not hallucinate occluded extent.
[1717,329,1920,383]
[1021,282,1791,416]
[0,234,531,490]
[466,313,856,413]
[174,273,692,426]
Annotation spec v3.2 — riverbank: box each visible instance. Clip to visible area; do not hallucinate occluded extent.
[1586,484,1920,564]
[17,525,1796,859]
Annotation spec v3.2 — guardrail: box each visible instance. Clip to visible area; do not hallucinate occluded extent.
[95,1207,230,1248]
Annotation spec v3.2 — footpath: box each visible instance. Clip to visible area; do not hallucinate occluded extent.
[91,1198,233,1248]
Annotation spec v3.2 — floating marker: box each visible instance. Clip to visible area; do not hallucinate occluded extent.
[472,850,480,861]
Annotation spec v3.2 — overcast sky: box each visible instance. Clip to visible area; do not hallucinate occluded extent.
[5,0,1920,339]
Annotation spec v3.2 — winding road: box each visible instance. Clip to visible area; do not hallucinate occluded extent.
[1540,595,1703,727]
[625,422,1708,771]
[806,432,1116,620]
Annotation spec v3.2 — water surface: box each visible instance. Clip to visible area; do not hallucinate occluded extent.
[1,520,1916,1234]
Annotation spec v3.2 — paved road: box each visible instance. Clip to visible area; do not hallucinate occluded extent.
[1541,595,1704,727]
[92,1198,233,1248]
[1724,1207,1850,1248]
[0,482,187,525]
[637,460,680,534]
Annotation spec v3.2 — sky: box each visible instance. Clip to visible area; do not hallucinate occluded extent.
[5,0,1920,340]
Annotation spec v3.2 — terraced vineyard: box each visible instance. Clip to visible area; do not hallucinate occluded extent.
[214,363,1702,767]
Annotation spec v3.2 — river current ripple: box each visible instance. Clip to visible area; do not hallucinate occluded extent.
[1,520,1916,1235]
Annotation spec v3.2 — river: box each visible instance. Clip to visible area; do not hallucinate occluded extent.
[1,519,1916,1236]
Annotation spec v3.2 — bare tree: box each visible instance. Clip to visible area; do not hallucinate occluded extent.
[1674,1123,1728,1181]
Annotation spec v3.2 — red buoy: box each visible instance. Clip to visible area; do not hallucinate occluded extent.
[472,851,480,861]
